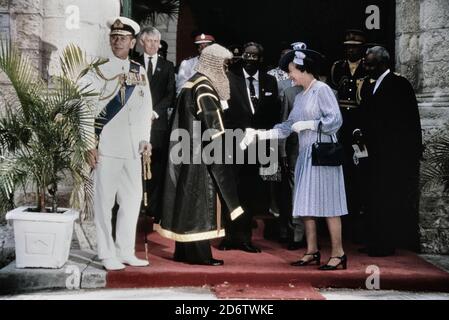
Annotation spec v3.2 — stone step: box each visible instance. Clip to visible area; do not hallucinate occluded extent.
[0,250,106,294]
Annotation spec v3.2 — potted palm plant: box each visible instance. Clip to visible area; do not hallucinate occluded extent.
[0,43,105,268]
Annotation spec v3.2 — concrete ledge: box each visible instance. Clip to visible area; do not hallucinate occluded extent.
[0,250,106,295]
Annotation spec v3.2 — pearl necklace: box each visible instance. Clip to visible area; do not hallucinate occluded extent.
[303,79,317,95]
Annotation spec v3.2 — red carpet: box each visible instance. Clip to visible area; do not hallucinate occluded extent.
[106,220,449,299]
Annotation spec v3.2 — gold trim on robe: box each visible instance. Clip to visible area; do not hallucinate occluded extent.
[154,224,225,242]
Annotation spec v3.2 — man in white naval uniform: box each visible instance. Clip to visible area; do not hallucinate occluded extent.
[83,17,153,271]
[176,33,215,94]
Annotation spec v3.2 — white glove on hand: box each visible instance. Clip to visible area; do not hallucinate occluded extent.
[291,120,316,133]
[239,128,257,150]
[151,111,159,120]
[138,141,152,155]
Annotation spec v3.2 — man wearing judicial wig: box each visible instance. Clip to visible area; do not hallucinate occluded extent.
[155,44,244,266]
[81,17,153,271]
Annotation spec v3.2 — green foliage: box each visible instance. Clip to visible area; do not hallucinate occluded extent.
[421,124,449,193]
[0,44,105,215]
[133,0,180,25]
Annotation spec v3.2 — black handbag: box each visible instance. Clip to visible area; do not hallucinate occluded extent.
[311,122,344,166]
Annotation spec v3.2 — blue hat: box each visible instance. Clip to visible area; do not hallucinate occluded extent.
[279,42,324,72]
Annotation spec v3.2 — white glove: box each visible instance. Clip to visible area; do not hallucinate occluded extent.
[291,120,316,133]
[239,128,257,150]
[138,141,152,155]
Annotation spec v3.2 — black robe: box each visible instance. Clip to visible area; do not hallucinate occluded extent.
[359,72,423,253]
[155,73,243,242]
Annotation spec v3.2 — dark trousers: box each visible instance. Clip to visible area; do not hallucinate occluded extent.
[366,161,420,253]
[174,240,212,264]
[223,164,270,244]
[145,146,168,220]
[341,154,369,244]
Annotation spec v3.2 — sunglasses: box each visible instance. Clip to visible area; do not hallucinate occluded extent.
[242,52,260,61]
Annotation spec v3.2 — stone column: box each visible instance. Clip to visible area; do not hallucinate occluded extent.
[396,0,449,132]
[8,0,44,74]
[0,0,43,110]
[42,0,121,78]
[397,0,449,254]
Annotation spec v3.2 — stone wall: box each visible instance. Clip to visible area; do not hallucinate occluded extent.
[0,0,120,79]
[42,0,121,77]
[396,0,449,253]
[156,15,178,64]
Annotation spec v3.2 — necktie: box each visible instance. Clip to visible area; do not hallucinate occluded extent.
[248,76,258,106]
[147,56,153,83]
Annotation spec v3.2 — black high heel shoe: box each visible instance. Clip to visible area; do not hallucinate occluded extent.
[291,251,321,266]
[318,254,347,271]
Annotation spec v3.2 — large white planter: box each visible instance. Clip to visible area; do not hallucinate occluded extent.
[6,207,79,269]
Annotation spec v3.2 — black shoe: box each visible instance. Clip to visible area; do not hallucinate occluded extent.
[287,239,306,250]
[218,241,261,253]
[176,258,224,266]
[291,251,321,266]
[238,242,261,253]
[318,254,347,271]
[199,258,224,266]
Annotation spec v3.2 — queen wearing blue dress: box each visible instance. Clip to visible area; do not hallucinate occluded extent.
[242,44,348,270]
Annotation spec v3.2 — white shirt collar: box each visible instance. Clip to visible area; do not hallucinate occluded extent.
[374,69,390,94]
[144,52,158,71]
[243,69,259,81]
[144,52,158,61]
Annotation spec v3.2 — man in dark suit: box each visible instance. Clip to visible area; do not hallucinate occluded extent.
[357,46,423,257]
[219,42,281,253]
[137,27,176,219]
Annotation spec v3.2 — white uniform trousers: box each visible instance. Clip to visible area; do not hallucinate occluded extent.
[94,155,142,260]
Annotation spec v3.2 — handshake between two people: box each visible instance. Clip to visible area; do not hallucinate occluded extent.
[239,120,316,150]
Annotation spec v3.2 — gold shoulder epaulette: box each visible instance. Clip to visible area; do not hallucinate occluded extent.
[183,76,209,89]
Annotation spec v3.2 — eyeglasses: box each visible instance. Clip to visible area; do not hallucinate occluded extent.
[242,52,259,61]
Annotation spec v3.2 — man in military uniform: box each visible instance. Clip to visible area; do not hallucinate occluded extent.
[82,17,153,271]
[330,29,368,243]
[176,33,215,94]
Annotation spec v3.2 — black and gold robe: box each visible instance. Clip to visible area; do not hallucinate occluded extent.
[155,73,243,242]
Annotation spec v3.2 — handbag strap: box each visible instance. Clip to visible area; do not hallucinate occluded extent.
[316,121,335,143]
